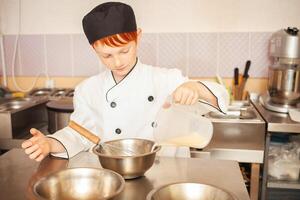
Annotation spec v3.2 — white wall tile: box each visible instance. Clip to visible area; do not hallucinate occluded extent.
[138,33,157,66]
[188,33,218,77]
[19,35,45,76]
[45,34,72,76]
[250,32,272,78]
[218,33,249,78]
[72,34,101,77]
[3,35,22,76]
[158,33,188,75]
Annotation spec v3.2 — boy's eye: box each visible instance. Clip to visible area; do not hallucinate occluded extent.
[102,54,111,58]
[121,49,129,54]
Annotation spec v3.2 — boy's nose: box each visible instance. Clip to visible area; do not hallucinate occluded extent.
[113,57,122,68]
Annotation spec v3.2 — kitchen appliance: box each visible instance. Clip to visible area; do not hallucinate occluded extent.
[261,27,300,113]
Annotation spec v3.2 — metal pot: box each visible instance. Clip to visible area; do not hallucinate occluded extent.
[268,64,300,105]
[46,98,74,133]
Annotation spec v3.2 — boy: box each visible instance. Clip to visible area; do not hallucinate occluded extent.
[22,2,228,161]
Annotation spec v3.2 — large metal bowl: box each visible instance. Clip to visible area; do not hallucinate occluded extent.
[33,167,125,200]
[93,138,161,179]
[146,182,237,200]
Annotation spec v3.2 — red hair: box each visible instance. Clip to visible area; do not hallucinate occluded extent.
[93,31,137,47]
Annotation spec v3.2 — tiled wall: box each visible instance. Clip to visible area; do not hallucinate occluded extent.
[0,32,272,78]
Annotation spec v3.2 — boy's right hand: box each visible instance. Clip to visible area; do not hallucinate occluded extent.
[21,128,51,162]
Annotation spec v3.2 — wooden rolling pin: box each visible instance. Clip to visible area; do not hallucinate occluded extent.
[68,120,100,145]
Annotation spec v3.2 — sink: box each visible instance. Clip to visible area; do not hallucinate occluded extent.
[208,108,257,120]
[0,97,37,112]
[28,88,74,99]
[0,102,26,111]
[0,97,48,140]
[205,101,261,122]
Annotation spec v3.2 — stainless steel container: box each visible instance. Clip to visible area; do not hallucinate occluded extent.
[33,167,125,200]
[146,182,237,200]
[268,64,300,105]
[93,138,161,179]
[46,98,74,134]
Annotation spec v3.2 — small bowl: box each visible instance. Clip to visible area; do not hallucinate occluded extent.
[146,182,237,200]
[93,138,161,179]
[33,168,125,200]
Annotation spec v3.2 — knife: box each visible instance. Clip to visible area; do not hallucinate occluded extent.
[238,60,251,100]
[234,67,239,100]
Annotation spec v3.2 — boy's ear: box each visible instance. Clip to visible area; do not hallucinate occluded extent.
[137,28,142,43]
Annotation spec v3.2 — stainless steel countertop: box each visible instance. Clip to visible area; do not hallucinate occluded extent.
[201,122,265,163]
[252,100,300,133]
[192,102,266,163]
[0,148,250,200]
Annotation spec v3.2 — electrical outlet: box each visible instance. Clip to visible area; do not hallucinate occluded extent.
[45,79,55,88]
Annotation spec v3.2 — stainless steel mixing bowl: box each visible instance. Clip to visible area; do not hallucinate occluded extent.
[146,182,237,200]
[33,167,125,200]
[93,138,161,179]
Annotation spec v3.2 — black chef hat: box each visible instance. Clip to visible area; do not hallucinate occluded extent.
[82,2,137,44]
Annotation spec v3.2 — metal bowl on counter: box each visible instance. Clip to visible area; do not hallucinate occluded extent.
[33,168,125,200]
[28,88,54,97]
[93,138,161,179]
[146,182,237,200]
[50,89,69,97]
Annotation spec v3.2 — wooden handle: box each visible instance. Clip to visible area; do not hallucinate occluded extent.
[68,120,100,145]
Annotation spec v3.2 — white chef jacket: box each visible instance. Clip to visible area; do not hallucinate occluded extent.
[48,60,229,158]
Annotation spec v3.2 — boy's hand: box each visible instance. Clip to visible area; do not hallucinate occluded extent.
[172,82,200,105]
[21,128,51,162]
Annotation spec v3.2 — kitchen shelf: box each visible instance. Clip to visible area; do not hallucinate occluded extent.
[268,180,300,189]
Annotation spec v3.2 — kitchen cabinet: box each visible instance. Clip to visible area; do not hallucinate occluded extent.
[191,101,266,200]
[253,100,300,200]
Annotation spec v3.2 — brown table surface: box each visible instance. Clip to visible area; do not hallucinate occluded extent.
[0,148,250,200]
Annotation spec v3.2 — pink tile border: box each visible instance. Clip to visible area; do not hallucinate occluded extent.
[1,32,272,78]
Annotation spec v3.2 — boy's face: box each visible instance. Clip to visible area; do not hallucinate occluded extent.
[93,40,138,81]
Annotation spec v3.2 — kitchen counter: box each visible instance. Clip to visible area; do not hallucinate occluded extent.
[0,148,250,200]
[253,100,300,133]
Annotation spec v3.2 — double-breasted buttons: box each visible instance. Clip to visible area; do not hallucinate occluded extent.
[151,122,157,128]
[110,101,117,108]
[115,128,121,134]
[148,96,154,102]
